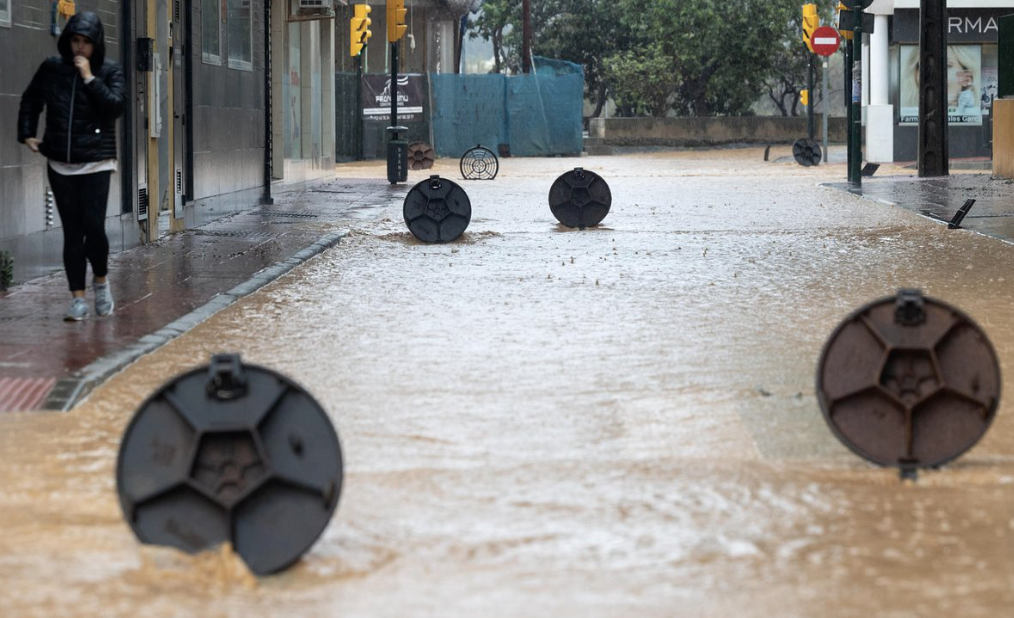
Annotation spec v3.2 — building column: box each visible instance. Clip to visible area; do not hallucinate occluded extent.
[866,13,894,162]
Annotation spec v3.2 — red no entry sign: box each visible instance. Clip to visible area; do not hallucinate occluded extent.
[811,26,841,56]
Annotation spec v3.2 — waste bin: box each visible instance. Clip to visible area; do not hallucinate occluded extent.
[387,126,409,184]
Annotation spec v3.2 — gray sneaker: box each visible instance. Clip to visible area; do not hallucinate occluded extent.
[94,281,115,316]
[64,297,89,321]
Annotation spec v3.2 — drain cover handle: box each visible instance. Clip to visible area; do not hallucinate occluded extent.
[894,289,926,326]
[206,353,248,400]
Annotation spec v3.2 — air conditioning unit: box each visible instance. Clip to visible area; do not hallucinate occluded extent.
[290,0,335,21]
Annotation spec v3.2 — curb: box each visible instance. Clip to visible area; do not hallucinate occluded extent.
[43,230,350,411]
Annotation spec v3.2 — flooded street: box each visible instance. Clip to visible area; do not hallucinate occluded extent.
[2,149,1014,617]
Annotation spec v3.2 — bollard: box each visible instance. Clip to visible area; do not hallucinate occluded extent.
[460,145,499,180]
[116,354,344,575]
[792,138,822,167]
[816,290,1000,476]
[403,175,472,243]
[548,168,612,229]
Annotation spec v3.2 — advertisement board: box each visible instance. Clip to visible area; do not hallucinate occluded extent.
[899,45,983,125]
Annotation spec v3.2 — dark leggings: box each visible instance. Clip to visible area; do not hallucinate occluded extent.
[47,167,112,292]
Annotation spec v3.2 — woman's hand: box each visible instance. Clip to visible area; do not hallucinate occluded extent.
[24,138,42,153]
[73,55,93,80]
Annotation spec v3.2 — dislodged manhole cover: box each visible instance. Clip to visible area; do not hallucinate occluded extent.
[403,175,472,243]
[116,354,343,574]
[817,290,1000,469]
[548,168,612,229]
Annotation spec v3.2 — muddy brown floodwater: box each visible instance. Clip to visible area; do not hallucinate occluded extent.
[2,149,1013,618]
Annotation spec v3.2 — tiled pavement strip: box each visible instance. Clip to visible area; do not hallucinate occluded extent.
[0,176,399,412]
[825,173,1014,241]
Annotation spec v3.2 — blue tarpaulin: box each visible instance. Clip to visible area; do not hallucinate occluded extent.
[430,57,584,158]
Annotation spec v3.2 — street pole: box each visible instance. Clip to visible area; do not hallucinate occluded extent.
[845,38,853,181]
[356,49,364,161]
[390,42,398,128]
[822,59,829,163]
[807,55,815,140]
[522,0,531,74]
[918,0,948,177]
[849,11,863,188]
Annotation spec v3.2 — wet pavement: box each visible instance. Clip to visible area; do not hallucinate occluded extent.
[2,148,1014,617]
[0,177,398,411]
[826,173,1014,243]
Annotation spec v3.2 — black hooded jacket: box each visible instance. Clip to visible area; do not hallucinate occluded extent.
[17,11,126,163]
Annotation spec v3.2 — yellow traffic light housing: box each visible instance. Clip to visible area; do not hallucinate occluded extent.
[351,4,372,57]
[387,0,408,43]
[801,89,809,106]
[836,2,854,40]
[802,4,819,52]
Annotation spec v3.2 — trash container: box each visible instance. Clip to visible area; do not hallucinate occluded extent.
[387,126,409,184]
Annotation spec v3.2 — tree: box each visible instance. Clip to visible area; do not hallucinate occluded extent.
[603,44,679,117]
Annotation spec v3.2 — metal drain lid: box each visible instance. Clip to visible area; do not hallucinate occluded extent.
[816,290,1000,470]
[403,175,472,243]
[548,168,612,229]
[116,354,343,575]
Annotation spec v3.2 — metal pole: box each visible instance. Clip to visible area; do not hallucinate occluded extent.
[356,50,364,161]
[822,59,829,163]
[808,54,815,140]
[390,42,398,127]
[261,0,273,205]
[522,0,531,74]
[845,39,853,181]
[849,15,863,188]
[918,0,948,177]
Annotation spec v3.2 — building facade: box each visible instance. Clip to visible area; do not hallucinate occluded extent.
[0,0,337,285]
[864,0,1013,162]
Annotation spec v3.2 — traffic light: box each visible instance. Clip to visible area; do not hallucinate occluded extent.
[802,4,819,52]
[387,0,407,43]
[350,4,372,57]
[801,89,809,106]
[836,2,853,41]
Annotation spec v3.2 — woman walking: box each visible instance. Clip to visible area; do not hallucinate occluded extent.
[18,11,126,321]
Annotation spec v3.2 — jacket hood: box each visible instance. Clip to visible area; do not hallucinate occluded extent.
[57,11,106,68]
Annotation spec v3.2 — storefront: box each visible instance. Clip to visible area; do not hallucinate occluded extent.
[889,6,1006,161]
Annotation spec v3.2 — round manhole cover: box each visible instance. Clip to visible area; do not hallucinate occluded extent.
[116,354,343,575]
[460,144,499,180]
[548,168,612,229]
[792,138,822,167]
[403,175,472,243]
[816,290,1000,469]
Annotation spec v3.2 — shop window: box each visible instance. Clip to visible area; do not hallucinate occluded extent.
[228,0,253,70]
[898,44,987,126]
[202,0,222,65]
[0,0,11,28]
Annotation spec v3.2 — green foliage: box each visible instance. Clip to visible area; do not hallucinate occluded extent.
[468,0,813,118]
[603,44,680,117]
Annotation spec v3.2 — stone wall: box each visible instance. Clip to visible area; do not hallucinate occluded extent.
[589,116,848,147]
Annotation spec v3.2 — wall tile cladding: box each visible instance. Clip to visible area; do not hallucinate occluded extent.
[189,0,265,201]
[0,0,121,241]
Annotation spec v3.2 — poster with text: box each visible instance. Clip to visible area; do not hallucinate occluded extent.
[899,45,982,125]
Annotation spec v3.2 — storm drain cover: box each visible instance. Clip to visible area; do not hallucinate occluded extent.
[792,138,822,167]
[460,144,499,180]
[548,168,612,229]
[816,290,1000,470]
[116,354,343,575]
[403,175,472,243]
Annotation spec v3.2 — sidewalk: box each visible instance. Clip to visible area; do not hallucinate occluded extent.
[0,175,401,412]
[825,172,1014,242]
